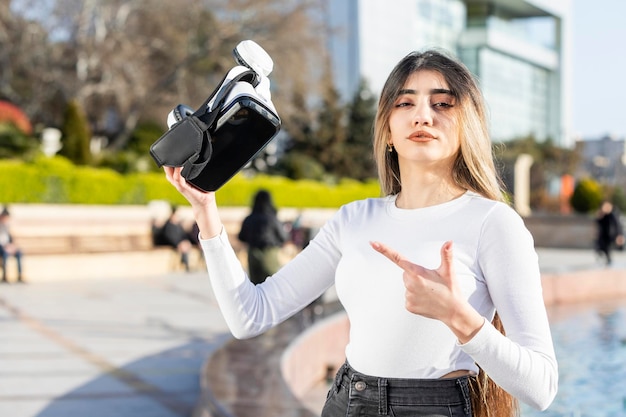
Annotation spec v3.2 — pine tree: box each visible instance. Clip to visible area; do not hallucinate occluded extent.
[60,100,92,165]
[341,79,377,180]
[314,83,346,177]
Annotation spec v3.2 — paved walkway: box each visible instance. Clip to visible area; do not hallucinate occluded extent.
[0,271,231,417]
[1,248,626,417]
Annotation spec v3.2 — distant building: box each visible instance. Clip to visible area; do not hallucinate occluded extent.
[575,134,626,187]
[324,0,572,146]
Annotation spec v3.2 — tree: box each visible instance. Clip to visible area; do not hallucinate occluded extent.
[0,123,39,159]
[314,82,347,177]
[610,186,626,213]
[8,0,326,158]
[0,100,39,159]
[274,78,377,182]
[570,178,603,214]
[0,2,63,127]
[276,78,347,181]
[340,79,377,180]
[269,84,322,179]
[59,100,91,165]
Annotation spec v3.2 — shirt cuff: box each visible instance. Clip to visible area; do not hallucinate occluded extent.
[456,316,492,351]
[198,226,229,250]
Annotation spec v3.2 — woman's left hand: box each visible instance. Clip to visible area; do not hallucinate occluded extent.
[370,240,484,342]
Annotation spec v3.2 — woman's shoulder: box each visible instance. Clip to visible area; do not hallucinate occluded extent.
[462,192,527,229]
[326,197,390,224]
[465,192,517,215]
[339,196,389,213]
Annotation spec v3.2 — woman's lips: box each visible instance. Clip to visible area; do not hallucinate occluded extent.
[408,131,436,142]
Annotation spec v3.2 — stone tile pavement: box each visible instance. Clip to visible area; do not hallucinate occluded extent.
[0,271,230,417]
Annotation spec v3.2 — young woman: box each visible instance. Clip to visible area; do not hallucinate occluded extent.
[164,49,558,416]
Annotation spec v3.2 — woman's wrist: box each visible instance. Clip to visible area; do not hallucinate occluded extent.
[446,301,485,344]
[192,199,223,240]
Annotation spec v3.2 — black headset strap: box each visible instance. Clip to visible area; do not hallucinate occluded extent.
[192,69,257,128]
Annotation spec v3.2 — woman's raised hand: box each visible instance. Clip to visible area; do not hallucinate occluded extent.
[164,167,215,207]
[164,166,223,239]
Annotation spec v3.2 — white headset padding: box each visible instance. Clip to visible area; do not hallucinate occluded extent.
[220,81,276,115]
[206,66,256,112]
[234,40,273,77]
[166,104,194,128]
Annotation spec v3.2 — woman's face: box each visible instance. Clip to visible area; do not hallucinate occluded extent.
[388,70,461,170]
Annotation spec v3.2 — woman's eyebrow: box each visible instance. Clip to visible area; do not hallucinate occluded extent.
[397,88,454,96]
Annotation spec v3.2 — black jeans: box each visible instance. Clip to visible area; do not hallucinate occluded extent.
[322,361,473,417]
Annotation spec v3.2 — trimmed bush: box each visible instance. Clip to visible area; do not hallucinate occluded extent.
[570,177,604,214]
[0,156,381,208]
[0,123,40,159]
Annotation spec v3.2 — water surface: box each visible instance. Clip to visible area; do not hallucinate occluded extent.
[521,299,626,417]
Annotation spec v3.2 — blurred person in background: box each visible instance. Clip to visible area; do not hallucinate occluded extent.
[152,205,192,272]
[0,207,24,283]
[237,189,288,284]
[595,200,624,265]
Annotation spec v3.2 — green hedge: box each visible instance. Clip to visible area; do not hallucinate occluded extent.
[0,156,381,208]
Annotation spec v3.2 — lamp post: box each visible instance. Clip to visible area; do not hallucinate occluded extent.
[41,128,62,157]
[514,153,534,217]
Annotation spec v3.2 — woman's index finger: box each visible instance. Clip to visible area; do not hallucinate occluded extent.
[370,241,413,271]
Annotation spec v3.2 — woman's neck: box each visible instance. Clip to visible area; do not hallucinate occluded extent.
[396,168,465,209]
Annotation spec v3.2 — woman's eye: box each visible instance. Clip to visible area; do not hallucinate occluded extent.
[395,102,413,108]
[433,102,454,109]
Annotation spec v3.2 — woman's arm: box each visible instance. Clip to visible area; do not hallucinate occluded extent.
[164,167,341,338]
[370,204,558,410]
[200,218,339,338]
[464,204,558,410]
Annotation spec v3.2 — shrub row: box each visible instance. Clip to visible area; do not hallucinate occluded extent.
[0,156,381,208]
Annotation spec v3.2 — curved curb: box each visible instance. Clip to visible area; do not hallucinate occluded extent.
[193,269,626,417]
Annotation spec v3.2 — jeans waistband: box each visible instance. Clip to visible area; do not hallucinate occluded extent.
[333,361,472,415]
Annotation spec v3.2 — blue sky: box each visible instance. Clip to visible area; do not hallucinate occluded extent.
[571,0,626,139]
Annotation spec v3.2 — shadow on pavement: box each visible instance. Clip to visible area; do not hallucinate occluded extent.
[34,336,230,417]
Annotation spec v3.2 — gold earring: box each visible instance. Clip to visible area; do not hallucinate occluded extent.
[387,143,393,153]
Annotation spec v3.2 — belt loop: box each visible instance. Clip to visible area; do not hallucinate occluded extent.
[334,362,348,392]
[457,377,472,416]
[378,378,388,415]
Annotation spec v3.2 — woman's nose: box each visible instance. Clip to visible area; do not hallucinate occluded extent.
[412,101,433,126]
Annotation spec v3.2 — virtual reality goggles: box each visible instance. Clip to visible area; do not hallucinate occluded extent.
[150,40,281,192]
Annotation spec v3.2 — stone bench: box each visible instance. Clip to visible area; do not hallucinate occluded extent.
[2,203,337,283]
[3,203,199,282]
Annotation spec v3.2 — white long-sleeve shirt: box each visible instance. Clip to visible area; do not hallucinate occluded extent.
[200,191,558,410]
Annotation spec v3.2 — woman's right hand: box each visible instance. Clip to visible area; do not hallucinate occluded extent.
[164,166,223,239]
[163,166,215,207]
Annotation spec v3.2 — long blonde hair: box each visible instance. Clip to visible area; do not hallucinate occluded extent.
[373,49,503,202]
[373,49,517,417]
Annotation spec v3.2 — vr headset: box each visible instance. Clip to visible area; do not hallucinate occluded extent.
[150,40,281,192]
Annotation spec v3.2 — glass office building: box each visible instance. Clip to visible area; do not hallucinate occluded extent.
[325,0,572,146]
